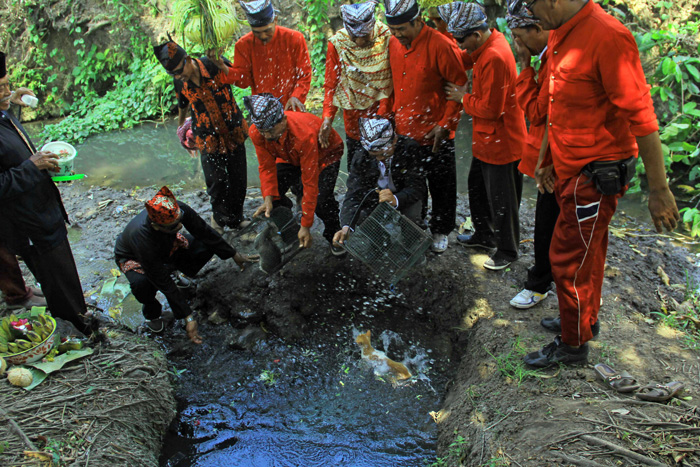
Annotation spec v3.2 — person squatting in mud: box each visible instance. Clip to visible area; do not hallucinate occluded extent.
[154,37,250,236]
[0,51,96,337]
[334,117,426,246]
[114,187,254,344]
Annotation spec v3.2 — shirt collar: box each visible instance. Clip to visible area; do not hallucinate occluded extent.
[551,0,594,44]
[470,29,498,62]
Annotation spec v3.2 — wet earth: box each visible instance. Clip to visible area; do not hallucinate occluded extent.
[44,125,700,466]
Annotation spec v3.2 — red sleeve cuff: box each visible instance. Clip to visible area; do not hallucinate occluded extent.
[629,119,659,137]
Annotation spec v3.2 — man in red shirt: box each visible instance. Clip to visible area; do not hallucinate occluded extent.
[383,0,468,254]
[506,2,557,308]
[319,1,392,171]
[443,2,527,271]
[221,0,311,112]
[245,94,344,253]
[521,0,679,368]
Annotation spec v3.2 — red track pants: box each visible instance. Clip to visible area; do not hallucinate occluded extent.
[550,174,623,346]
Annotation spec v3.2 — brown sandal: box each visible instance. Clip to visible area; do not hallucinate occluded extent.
[594,363,640,393]
[636,381,685,402]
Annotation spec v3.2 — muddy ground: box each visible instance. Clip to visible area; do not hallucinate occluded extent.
[4,180,700,466]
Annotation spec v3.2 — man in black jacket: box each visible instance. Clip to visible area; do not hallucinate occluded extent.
[0,51,92,334]
[333,118,425,245]
[114,186,252,344]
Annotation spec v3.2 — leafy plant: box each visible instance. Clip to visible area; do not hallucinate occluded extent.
[304,0,335,87]
[485,338,545,386]
[259,369,278,386]
[630,20,700,233]
[172,0,246,50]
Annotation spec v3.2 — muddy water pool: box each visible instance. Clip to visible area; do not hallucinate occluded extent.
[159,283,452,467]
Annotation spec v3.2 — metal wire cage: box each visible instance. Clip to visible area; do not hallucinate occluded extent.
[343,202,431,284]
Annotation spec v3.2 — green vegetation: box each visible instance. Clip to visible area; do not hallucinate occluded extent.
[653,270,700,350]
[172,0,245,50]
[430,434,469,467]
[485,338,547,386]
[259,369,278,386]
[303,0,335,88]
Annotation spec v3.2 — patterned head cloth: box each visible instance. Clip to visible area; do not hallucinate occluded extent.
[436,3,457,24]
[359,118,395,152]
[145,186,181,225]
[0,52,6,79]
[152,34,187,73]
[384,0,420,26]
[240,0,276,27]
[506,0,539,29]
[341,2,377,37]
[243,93,285,130]
[445,2,487,39]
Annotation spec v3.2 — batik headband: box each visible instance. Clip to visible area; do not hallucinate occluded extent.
[145,186,181,225]
[243,93,285,130]
[506,0,539,29]
[152,34,187,73]
[446,2,487,39]
[341,2,377,37]
[240,0,276,27]
[384,0,420,26]
[359,118,395,152]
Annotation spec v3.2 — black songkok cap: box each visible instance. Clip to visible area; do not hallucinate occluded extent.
[153,34,187,73]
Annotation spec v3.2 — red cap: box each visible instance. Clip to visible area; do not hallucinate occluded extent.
[145,186,181,224]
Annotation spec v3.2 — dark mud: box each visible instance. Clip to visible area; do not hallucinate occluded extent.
[28,182,700,466]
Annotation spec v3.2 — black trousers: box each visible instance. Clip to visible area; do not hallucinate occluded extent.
[418,139,456,236]
[201,144,247,228]
[468,158,523,261]
[346,137,367,172]
[125,235,214,320]
[524,189,559,293]
[18,236,89,333]
[274,161,341,243]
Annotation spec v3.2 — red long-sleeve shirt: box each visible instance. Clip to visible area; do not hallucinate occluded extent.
[224,26,312,105]
[515,52,550,177]
[385,26,467,145]
[546,0,659,180]
[250,112,344,228]
[461,30,526,165]
[322,41,388,141]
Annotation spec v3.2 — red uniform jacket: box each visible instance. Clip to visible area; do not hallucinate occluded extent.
[461,30,526,165]
[250,112,344,228]
[225,26,312,106]
[385,26,467,145]
[515,51,550,177]
[546,0,659,180]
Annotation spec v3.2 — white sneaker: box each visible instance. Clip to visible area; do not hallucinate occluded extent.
[509,289,549,309]
[431,234,448,253]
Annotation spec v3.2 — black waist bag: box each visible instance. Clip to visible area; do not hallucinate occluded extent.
[581,156,636,196]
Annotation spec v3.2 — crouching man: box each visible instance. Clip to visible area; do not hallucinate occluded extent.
[114,186,252,344]
[333,118,426,245]
[246,93,344,254]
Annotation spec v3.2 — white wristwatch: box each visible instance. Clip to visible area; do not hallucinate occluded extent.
[185,314,195,324]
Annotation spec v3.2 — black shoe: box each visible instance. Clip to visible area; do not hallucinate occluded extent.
[483,254,512,271]
[524,336,589,368]
[540,316,600,338]
[456,233,496,249]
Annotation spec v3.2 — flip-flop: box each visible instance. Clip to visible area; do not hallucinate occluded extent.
[594,363,640,393]
[636,381,685,402]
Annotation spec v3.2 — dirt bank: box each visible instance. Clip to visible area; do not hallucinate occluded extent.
[3,181,700,466]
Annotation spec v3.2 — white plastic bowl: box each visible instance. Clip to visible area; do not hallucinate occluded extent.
[41,141,77,176]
